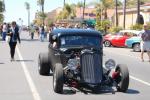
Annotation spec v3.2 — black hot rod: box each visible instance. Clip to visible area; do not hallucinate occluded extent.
[38,29,129,94]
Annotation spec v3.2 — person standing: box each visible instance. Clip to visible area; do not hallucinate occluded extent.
[8,21,21,61]
[0,24,3,37]
[39,25,45,42]
[140,24,150,62]
[2,23,7,41]
[30,25,35,40]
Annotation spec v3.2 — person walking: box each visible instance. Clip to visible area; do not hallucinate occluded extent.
[140,24,150,62]
[8,21,21,61]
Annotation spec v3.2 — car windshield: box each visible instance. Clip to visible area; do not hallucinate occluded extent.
[60,35,101,47]
[115,32,123,35]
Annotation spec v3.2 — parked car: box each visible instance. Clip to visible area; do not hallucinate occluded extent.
[125,31,142,52]
[38,29,129,94]
[103,30,141,47]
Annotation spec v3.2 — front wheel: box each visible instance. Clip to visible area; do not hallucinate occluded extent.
[104,41,111,47]
[53,63,64,94]
[115,64,129,92]
[133,43,140,52]
[38,52,50,75]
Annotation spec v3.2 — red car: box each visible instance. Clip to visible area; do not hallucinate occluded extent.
[103,30,139,47]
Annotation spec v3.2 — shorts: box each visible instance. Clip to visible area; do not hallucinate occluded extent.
[140,41,150,51]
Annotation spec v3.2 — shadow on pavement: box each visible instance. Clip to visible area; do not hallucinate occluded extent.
[0,62,4,64]
[61,87,140,95]
[21,38,49,42]
[15,60,34,62]
[62,86,116,95]
[21,39,39,42]
[40,73,53,76]
[62,89,77,95]
[125,89,140,94]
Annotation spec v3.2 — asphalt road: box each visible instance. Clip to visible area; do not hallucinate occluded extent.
[0,31,150,100]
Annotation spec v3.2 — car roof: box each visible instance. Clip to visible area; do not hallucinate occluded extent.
[51,28,102,37]
[120,30,142,34]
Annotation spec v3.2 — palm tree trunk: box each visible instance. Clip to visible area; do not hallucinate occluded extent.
[42,5,44,25]
[104,8,107,19]
[2,0,5,11]
[115,0,118,26]
[123,0,126,29]
[64,0,65,7]
[28,9,30,27]
[136,0,140,24]
[83,0,86,21]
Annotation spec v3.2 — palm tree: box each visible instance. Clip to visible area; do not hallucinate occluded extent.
[0,0,5,23]
[126,0,149,7]
[64,0,65,7]
[57,3,76,20]
[83,0,86,21]
[77,1,84,19]
[64,4,75,19]
[24,2,30,27]
[100,0,114,19]
[37,0,45,25]
[0,0,5,12]
[136,0,141,24]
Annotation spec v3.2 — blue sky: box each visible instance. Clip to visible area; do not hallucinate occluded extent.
[4,0,98,25]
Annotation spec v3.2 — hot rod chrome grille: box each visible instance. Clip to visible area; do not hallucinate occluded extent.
[81,52,102,84]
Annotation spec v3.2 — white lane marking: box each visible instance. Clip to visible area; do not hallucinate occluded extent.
[130,76,150,86]
[16,46,41,100]
[104,49,149,61]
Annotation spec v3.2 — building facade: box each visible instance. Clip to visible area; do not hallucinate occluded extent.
[117,3,150,29]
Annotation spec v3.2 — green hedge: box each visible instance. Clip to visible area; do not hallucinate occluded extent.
[109,26,123,34]
[130,24,143,30]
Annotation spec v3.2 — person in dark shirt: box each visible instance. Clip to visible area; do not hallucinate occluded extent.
[141,24,150,62]
[8,21,21,61]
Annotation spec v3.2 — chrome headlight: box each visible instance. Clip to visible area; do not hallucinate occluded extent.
[105,59,116,70]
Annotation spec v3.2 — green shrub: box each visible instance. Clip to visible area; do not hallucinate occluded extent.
[109,26,123,34]
[130,24,143,30]
[95,20,111,35]
[145,22,150,29]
